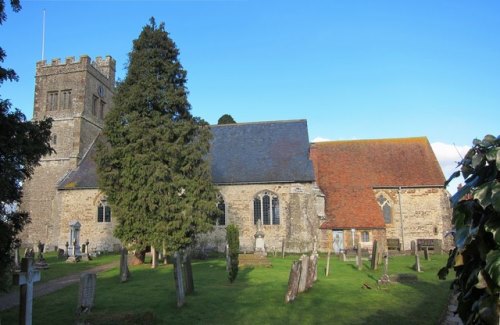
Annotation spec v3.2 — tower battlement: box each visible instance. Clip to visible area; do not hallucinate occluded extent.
[36,55,116,81]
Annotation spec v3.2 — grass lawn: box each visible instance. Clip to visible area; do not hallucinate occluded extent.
[0,253,452,325]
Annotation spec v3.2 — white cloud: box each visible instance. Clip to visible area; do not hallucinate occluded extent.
[431,142,470,194]
[311,137,332,143]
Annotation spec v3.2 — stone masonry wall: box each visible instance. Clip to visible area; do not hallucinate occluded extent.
[197,182,325,254]
[376,187,452,251]
[58,189,121,252]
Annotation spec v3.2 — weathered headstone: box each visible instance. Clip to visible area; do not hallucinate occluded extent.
[77,273,96,314]
[81,240,91,261]
[297,254,309,293]
[412,243,422,272]
[182,252,194,295]
[306,254,318,289]
[13,258,41,325]
[357,238,363,271]
[377,251,391,286]
[285,260,301,303]
[325,250,331,276]
[423,247,430,261]
[370,240,379,270]
[410,240,416,255]
[173,251,185,307]
[254,219,266,256]
[120,247,130,282]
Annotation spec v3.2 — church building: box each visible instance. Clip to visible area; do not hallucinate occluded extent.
[20,55,451,254]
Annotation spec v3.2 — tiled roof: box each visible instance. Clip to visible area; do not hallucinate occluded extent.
[310,137,445,229]
[210,120,315,184]
[59,119,315,189]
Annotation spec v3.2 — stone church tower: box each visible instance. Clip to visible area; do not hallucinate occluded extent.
[20,55,115,248]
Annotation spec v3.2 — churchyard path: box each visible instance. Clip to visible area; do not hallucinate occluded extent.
[0,261,118,312]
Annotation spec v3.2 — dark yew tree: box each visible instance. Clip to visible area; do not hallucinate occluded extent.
[217,114,236,125]
[439,135,499,324]
[96,18,219,259]
[0,0,54,290]
[226,224,239,283]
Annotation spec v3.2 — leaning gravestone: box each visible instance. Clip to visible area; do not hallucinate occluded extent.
[13,258,41,325]
[120,247,130,282]
[285,260,302,303]
[297,254,309,293]
[306,254,318,290]
[77,273,96,314]
[370,240,379,270]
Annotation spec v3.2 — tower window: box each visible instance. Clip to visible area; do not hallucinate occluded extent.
[61,90,72,109]
[47,91,58,111]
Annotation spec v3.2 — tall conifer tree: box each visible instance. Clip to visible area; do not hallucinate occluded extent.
[97,18,218,255]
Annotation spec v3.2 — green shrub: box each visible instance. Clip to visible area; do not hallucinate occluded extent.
[439,134,499,324]
[226,224,239,283]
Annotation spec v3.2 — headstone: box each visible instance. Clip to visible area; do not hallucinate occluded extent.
[285,260,302,303]
[13,258,41,325]
[65,241,69,257]
[34,242,49,270]
[151,246,158,268]
[173,251,185,307]
[412,243,422,272]
[57,248,65,259]
[370,240,379,270]
[325,250,331,276]
[423,247,430,261]
[357,238,363,270]
[297,254,309,293]
[254,219,266,256]
[36,241,45,260]
[377,251,391,286]
[306,254,317,289]
[182,252,194,295]
[81,240,91,261]
[77,273,96,314]
[120,247,130,282]
[410,240,416,255]
[67,221,82,262]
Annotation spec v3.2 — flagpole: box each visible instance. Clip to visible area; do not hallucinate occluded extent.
[41,9,46,61]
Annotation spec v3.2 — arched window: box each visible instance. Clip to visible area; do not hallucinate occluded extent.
[361,231,370,242]
[253,191,279,225]
[377,194,392,224]
[97,199,111,223]
[216,195,226,226]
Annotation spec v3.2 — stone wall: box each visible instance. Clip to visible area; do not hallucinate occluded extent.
[57,189,121,252]
[196,182,325,254]
[375,187,452,251]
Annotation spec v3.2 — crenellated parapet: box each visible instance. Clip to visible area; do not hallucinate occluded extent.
[36,55,116,81]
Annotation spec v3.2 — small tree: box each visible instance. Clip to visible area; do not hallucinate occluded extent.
[439,134,499,324]
[226,224,239,283]
[217,114,236,125]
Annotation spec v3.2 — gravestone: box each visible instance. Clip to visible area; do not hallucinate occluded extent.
[410,240,416,255]
[370,240,379,270]
[173,251,185,307]
[65,241,69,257]
[34,241,49,270]
[285,260,301,303]
[377,251,391,286]
[66,221,82,263]
[77,273,96,314]
[412,243,422,272]
[57,248,65,260]
[306,254,318,289]
[81,240,91,261]
[120,247,130,282]
[13,258,41,325]
[423,247,430,261]
[297,254,309,293]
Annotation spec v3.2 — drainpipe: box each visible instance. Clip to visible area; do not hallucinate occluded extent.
[398,187,405,251]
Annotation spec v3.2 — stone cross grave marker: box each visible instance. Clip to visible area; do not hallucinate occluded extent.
[13,258,41,325]
[77,273,96,314]
[285,260,301,303]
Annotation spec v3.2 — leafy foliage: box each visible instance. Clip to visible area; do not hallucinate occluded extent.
[439,135,500,324]
[0,0,54,291]
[217,114,236,125]
[226,224,239,283]
[96,18,219,254]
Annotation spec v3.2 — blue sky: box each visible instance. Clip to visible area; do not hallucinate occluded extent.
[1,0,499,192]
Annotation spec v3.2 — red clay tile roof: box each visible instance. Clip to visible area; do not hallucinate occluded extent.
[310,137,445,229]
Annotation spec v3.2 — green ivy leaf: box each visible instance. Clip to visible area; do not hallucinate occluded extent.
[492,181,500,212]
[474,182,492,209]
[485,250,500,287]
[485,215,500,246]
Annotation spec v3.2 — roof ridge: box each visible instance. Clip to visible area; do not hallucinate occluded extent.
[311,136,428,145]
[211,119,307,128]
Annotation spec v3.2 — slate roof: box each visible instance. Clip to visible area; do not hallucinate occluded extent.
[58,119,315,189]
[210,120,315,184]
[309,137,446,229]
